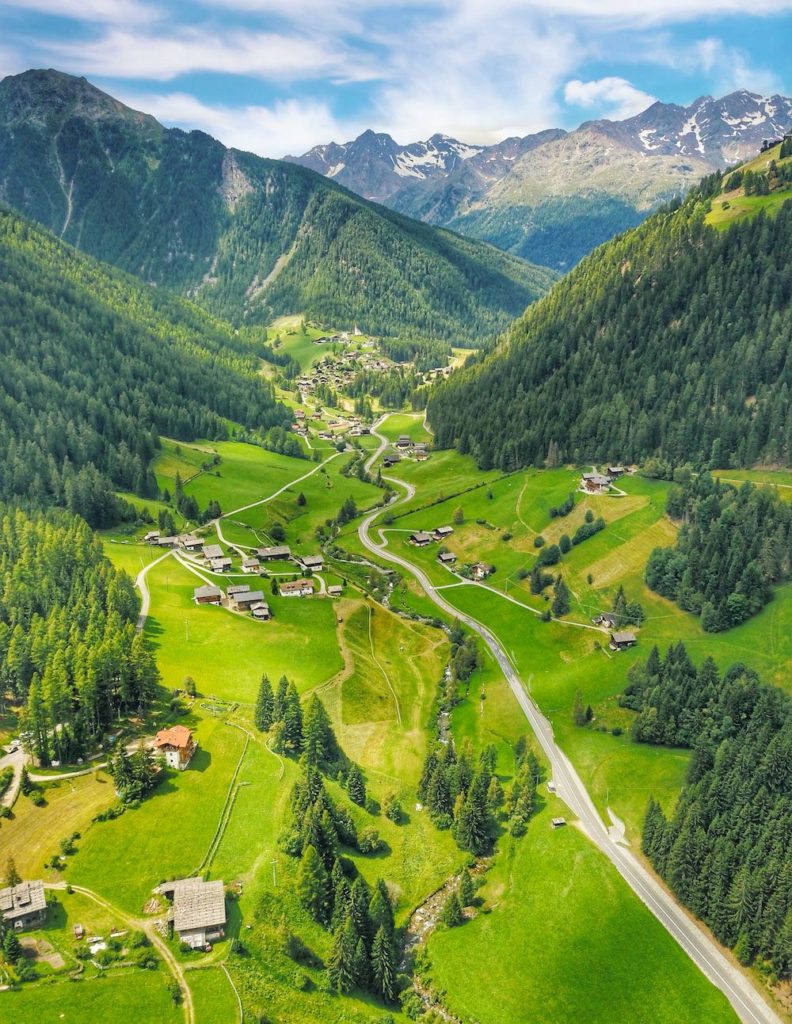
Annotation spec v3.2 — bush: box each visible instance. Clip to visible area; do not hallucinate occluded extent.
[357,827,384,854]
[533,535,545,548]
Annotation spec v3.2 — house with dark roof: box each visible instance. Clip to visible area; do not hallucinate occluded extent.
[0,880,47,931]
[157,878,226,950]
[610,631,637,651]
[210,557,233,572]
[257,545,292,562]
[231,590,265,611]
[250,601,271,620]
[410,531,433,547]
[194,584,222,605]
[297,554,324,572]
[434,526,454,540]
[202,544,224,561]
[438,551,457,565]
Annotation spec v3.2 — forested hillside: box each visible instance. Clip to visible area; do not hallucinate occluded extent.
[429,184,792,470]
[0,506,158,765]
[0,206,290,526]
[646,473,792,631]
[621,644,792,977]
[0,69,555,342]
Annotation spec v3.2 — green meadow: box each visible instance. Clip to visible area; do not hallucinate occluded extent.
[5,969,182,1024]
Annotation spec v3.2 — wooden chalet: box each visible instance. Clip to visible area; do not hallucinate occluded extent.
[280,579,314,597]
[194,584,222,605]
[609,631,637,651]
[257,545,292,562]
[410,531,433,547]
[210,557,232,572]
[297,554,324,572]
[438,551,457,565]
[242,557,261,573]
[202,543,224,561]
[434,525,454,540]
[231,589,265,611]
[157,878,226,950]
[250,601,271,620]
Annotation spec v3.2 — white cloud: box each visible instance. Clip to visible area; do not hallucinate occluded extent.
[42,27,381,84]
[564,76,658,119]
[118,90,352,157]
[3,0,158,25]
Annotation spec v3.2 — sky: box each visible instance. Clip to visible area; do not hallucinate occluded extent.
[1,0,791,157]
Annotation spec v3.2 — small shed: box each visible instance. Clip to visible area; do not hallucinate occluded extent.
[434,526,454,540]
[250,601,271,620]
[327,585,343,597]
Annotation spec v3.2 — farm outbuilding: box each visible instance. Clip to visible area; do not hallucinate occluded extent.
[0,880,47,931]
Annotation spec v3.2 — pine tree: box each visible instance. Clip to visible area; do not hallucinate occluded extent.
[327,915,360,993]
[254,674,274,732]
[281,683,304,753]
[303,694,336,767]
[369,879,395,937]
[347,764,366,806]
[440,891,464,927]
[295,844,329,923]
[370,925,396,1002]
[458,868,475,907]
[551,577,571,617]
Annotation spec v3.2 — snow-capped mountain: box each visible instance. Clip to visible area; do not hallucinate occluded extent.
[287,129,484,203]
[286,90,792,269]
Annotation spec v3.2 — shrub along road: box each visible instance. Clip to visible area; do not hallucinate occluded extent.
[360,418,781,1024]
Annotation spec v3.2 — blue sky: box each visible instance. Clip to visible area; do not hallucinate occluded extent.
[1,1,790,156]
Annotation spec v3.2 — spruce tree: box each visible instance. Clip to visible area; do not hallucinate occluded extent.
[254,674,274,732]
[327,915,360,993]
[371,925,396,1002]
[347,764,366,806]
[440,892,464,927]
[551,577,571,617]
[458,868,475,907]
[296,844,329,923]
[4,857,20,888]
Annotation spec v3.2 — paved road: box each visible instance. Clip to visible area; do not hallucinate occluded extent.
[360,421,780,1024]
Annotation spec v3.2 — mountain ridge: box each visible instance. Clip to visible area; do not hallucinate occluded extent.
[288,90,792,268]
[0,68,555,343]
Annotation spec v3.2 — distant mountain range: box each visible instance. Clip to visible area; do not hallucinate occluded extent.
[0,69,555,343]
[287,91,792,268]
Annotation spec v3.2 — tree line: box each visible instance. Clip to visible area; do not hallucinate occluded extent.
[621,643,792,978]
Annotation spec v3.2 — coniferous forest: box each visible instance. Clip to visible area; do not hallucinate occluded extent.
[646,473,792,630]
[0,208,291,526]
[0,505,158,766]
[621,644,792,977]
[429,199,792,470]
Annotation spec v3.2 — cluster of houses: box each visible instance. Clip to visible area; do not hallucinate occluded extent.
[579,466,628,495]
[194,581,272,619]
[410,525,455,548]
[406,525,493,581]
[144,531,203,552]
[389,435,430,462]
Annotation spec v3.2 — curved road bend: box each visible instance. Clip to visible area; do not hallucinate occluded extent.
[360,422,780,1024]
[134,548,175,631]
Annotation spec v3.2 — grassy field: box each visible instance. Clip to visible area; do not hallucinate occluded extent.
[706,188,792,229]
[140,555,343,701]
[68,712,246,913]
[427,804,736,1024]
[5,969,182,1024]
[0,770,115,879]
[187,966,241,1024]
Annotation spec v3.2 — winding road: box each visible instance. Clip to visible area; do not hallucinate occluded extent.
[360,420,781,1024]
